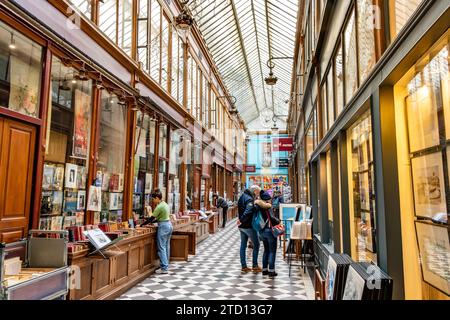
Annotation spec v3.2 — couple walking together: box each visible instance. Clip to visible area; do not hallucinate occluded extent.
[237,185,281,278]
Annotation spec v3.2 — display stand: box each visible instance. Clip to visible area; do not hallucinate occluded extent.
[87,237,124,259]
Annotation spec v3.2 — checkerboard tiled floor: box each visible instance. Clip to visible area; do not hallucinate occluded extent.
[118,219,315,300]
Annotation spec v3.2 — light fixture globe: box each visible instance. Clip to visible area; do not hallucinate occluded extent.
[176,9,194,31]
[265,71,278,85]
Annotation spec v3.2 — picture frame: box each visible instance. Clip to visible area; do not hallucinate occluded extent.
[145,173,153,194]
[64,189,78,213]
[406,85,440,153]
[42,164,55,190]
[53,165,65,191]
[65,163,78,189]
[280,203,302,237]
[77,190,86,210]
[325,255,338,300]
[87,186,102,212]
[411,152,446,219]
[109,192,119,210]
[73,89,91,159]
[76,166,87,190]
[415,220,450,295]
[342,265,366,300]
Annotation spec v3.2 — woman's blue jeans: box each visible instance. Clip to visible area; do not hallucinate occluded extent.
[261,228,277,272]
[239,227,260,268]
[157,221,173,271]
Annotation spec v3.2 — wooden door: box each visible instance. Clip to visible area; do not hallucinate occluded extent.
[0,118,36,243]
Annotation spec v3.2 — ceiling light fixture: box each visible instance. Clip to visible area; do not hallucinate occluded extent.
[265,56,294,86]
[9,33,16,50]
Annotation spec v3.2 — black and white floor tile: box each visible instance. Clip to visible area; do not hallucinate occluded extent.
[118,219,315,300]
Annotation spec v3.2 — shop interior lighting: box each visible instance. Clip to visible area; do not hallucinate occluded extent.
[74,62,89,81]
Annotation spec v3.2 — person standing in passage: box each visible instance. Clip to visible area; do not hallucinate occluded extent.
[256,191,280,278]
[213,194,229,228]
[151,189,173,274]
[272,191,284,219]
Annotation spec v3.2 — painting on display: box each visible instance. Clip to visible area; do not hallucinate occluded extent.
[411,152,446,220]
[64,163,78,189]
[73,89,90,159]
[8,55,40,117]
[87,186,102,212]
[77,190,86,210]
[261,142,272,168]
[415,221,450,295]
[325,256,338,300]
[342,265,365,300]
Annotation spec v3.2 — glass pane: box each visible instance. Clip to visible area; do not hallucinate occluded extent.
[40,56,92,228]
[349,111,377,263]
[159,123,168,158]
[326,149,333,247]
[334,44,344,117]
[168,130,182,213]
[357,0,376,83]
[344,10,358,103]
[178,38,184,105]
[118,0,133,56]
[98,90,127,223]
[327,70,335,128]
[390,0,423,38]
[150,0,161,82]
[158,160,167,201]
[306,123,314,161]
[171,30,178,99]
[69,0,92,17]
[99,0,117,43]
[161,16,169,91]
[0,21,43,118]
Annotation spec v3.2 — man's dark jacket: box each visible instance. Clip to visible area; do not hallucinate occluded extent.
[237,189,255,229]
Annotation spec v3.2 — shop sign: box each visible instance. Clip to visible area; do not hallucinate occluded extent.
[272,137,294,152]
[277,158,289,167]
[245,165,256,173]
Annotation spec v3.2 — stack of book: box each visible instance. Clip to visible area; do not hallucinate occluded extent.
[325,254,353,300]
[342,262,393,300]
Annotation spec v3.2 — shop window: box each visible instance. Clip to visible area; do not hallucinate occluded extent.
[168,129,183,214]
[326,149,334,247]
[344,10,358,104]
[40,56,92,229]
[0,21,43,118]
[202,75,209,127]
[98,0,133,56]
[138,0,150,73]
[394,32,449,296]
[327,69,335,128]
[171,30,184,104]
[210,90,217,131]
[321,84,328,134]
[195,67,202,121]
[98,90,127,223]
[389,0,423,39]
[306,122,314,161]
[348,110,376,263]
[133,111,156,217]
[158,123,168,200]
[356,0,377,84]
[186,139,194,210]
[334,43,344,117]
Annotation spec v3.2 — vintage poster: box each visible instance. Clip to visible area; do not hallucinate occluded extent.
[261,142,272,168]
[87,186,102,212]
[8,54,41,117]
[73,89,91,159]
[77,190,86,210]
[65,163,78,189]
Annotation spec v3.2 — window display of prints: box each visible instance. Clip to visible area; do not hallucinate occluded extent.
[65,163,78,189]
[76,166,87,190]
[109,192,120,210]
[145,173,153,194]
[53,165,65,190]
[406,85,440,153]
[52,191,63,215]
[87,186,102,212]
[326,256,338,300]
[411,152,446,220]
[73,89,91,159]
[42,164,55,190]
[64,190,78,213]
[415,221,450,295]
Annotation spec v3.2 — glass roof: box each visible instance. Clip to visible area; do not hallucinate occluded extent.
[188,0,299,131]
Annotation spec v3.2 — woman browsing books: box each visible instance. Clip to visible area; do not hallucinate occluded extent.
[141,189,173,274]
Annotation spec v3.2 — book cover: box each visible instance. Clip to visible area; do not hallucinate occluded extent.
[52,191,63,215]
[53,165,65,191]
[64,190,78,213]
[77,165,87,190]
[83,228,111,250]
[42,164,55,190]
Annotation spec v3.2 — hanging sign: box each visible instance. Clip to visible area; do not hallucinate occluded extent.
[272,137,294,152]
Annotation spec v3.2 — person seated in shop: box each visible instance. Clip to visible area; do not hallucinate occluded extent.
[237,185,269,273]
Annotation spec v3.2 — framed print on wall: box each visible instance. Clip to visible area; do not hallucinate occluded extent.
[415,221,450,295]
[411,152,446,219]
[406,85,440,153]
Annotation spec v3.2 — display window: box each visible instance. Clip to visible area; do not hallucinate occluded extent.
[326,149,334,246]
[394,30,449,297]
[168,128,183,214]
[97,90,127,223]
[334,43,344,117]
[0,20,43,118]
[389,0,423,40]
[344,9,358,104]
[133,111,156,217]
[305,121,314,161]
[39,56,93,230]
[347,110,376,263]
[158,123,168,201]
[327,69,335,129]
[356,0,376,84]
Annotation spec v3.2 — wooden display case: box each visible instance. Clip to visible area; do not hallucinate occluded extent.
[208,213,219,234]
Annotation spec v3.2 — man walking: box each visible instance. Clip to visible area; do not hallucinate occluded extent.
[213,194,229,228]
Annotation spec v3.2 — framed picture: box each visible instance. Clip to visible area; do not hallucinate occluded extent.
[280,203,302,237]
[325,256,338,300]
[411,152,446,219]
[342,265,366,300]
[406,85,440,153]
[359,172,370,211]
[415,221,450,295]
[52,191,63,215]
[109,192,119,210]
[73,89,91,159]
[65,163,78,189]
[64,190,78,213]
[118,193,123,210]
[76,166,87,190]
[42,164,55,190]
[305,206,312,220]
[53,165,65,191]
[145,173,153,194]
[87,186,102,212]
[83,228,111,250]
[77,190,86,210]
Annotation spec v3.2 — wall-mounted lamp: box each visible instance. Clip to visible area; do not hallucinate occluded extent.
[175,0,194,31]
[265,56,294,86]
[9,33,16,50]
